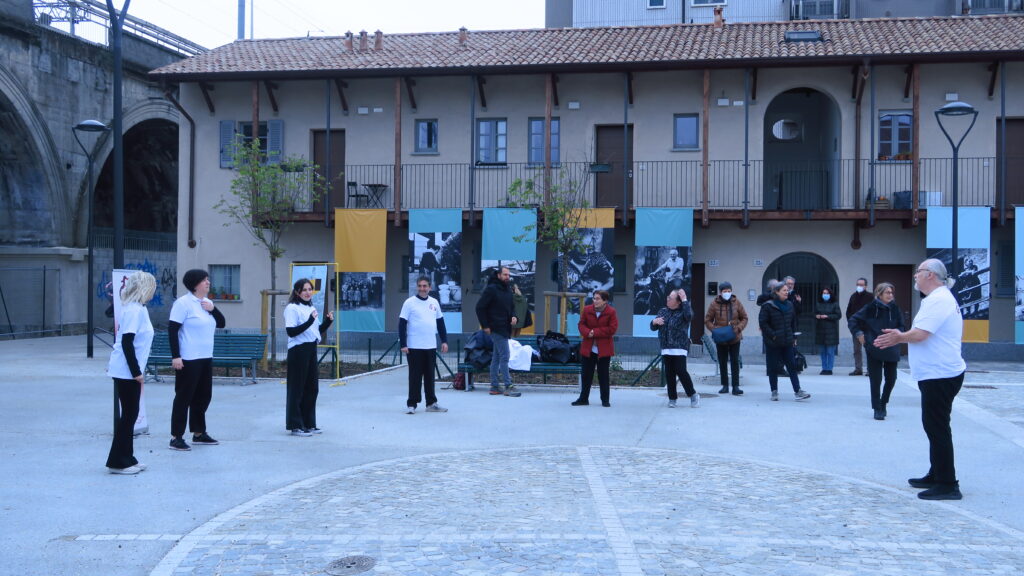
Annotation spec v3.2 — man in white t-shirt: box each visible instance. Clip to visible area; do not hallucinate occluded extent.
[875,258,966,501]
[399,276,449,414]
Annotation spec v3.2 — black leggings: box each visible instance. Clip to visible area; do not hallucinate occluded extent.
[106,378,140,469]
[716,341,741,388]
[286,342,320,430]
[406,348,438,408]
[867,355,898,410]
[663,355,696,400]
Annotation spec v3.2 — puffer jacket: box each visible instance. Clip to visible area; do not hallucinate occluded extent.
[814,299,842,347]
[650,302,692,351]
[704,296,748,344]
[848,298,906,363]
[758,298,797,349]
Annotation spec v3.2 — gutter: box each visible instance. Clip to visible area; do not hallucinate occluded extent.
[163,88,197,248]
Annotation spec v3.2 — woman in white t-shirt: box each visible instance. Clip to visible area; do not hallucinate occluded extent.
[284,278,333,436]
[399,276,449,414]
[105,271,156,474]
[168,269,225,451]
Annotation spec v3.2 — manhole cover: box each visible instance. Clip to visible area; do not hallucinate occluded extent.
[324,555,376,575]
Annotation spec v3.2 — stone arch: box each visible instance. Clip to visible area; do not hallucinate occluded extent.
[761,251,840,353]
[0,64,68,245]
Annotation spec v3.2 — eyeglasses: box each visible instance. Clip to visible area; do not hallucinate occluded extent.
[914,269,931,276]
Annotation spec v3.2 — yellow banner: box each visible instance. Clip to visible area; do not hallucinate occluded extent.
[334,209,387,272]
[571,208,616,229]
[962,319,988,343]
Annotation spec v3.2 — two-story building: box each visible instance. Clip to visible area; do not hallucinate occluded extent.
[150,14,1024,355]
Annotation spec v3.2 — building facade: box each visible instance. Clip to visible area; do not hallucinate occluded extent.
[151,16,1024,354]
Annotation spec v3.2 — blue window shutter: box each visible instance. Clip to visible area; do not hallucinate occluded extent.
[267,119,283,164]
[219,120,235,168]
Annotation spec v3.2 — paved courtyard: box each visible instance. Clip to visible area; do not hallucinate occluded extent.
[2,336,1023,576]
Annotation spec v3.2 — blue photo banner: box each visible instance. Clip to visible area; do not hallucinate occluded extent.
[926,206,990,342]
[482,208,536,261]
[1016,207,1024,344]
[634,208,694,337]
[635,208,693,247]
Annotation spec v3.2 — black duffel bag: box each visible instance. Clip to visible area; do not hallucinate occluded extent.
[464,329,493,370]
[538,330,572,364]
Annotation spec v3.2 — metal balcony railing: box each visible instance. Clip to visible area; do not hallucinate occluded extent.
[287,157,1008,214]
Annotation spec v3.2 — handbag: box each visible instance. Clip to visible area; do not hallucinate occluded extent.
[710,301,736,343]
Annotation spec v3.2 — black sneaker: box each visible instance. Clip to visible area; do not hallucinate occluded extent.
[918,484,962,500]
[571,399,589,406]
[169,438,191,451]
[908,475,935,489]
[192,432,219,445]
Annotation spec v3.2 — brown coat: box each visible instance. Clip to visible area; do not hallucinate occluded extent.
[704,296,748,344]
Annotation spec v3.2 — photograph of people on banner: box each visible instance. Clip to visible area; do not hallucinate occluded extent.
[408,231,462,312]
[291,264,329,318]
[481,259,535,334]
[559,228,615,314]
[339,272,384,311]
[927,248,990,320]
[634,246,692,317]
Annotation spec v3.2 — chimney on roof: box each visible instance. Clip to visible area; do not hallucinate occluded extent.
[359,30,368,50]
[459,27,468,46]
[344,31,353,50]
[374,30,383,50]
[713,6,725,29]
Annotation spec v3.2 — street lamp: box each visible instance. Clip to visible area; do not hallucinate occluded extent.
[73,119,111,359]
[934,101,978,284]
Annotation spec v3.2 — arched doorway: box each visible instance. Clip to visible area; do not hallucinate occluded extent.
[763,87,841,211]
[762,252,839,354]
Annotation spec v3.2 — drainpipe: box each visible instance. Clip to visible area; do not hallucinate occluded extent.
[742,68,750,228]
[468,75,477,227]
[869,64,876,228]
[164,88,197,248]
[325,79,331,228]
[999,61,1006,227]
[622,72,629,228]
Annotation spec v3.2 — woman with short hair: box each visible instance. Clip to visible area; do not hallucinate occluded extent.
[651,289,700,408]
[168,269,225,451]
[573,290,619,407]
[759,281,811,401]
[848,282,906,420]
[106,271,157,474]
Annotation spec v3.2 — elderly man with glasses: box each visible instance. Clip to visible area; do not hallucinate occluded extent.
[874,258,966,501]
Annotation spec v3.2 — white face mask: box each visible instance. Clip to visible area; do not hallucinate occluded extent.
[721,292,732,301]
[856,286,865,293]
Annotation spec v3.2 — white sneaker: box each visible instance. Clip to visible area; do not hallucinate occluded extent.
[690,392,701,408]
[425,403,448,413]
[406,406,416,414]
[771,390,779,401]
[795,389,811,400]
[667,399,677,408]
[108,465,142,475]
[290,429,312,437]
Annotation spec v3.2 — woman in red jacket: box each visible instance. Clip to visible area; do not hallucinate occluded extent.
[572,290,619,407]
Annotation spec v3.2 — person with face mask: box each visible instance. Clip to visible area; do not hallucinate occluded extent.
[704,281,748,395]
[814,287,842,375]
[846,277,873,375]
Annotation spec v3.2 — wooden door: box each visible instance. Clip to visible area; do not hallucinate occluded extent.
[872,264,913,356]
[312,129,346,212]
[996,119,1024,207]
[595,125,633,208]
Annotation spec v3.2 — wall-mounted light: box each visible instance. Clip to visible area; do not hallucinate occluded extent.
[717,98,730,107]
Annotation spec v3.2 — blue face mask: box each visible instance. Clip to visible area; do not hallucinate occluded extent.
[822,294,831,301]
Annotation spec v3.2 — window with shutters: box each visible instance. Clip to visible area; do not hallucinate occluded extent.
[219,119,284,168]
[996,241,1014,297]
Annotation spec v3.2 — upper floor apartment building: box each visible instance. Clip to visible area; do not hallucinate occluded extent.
[150,15,1024,344]
[545,0,1024,27]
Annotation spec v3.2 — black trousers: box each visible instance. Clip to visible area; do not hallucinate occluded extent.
[407,348,437,408]
[106,378,140,469]
[919,372,964,485]
[716,341,741,388]
[579,354,611,404]
[765,345,801,392]
[663,354,696,400]
[171,357,213,438]
[286,342,320,430]
[867,355,899,410]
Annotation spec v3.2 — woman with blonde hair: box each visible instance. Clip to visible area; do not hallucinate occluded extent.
[105,271,156,474]
[848,282,906,420]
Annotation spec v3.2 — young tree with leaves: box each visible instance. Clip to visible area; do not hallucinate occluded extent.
[215,137,326,359]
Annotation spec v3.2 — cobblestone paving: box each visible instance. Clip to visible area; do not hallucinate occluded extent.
[152,447,1024,576]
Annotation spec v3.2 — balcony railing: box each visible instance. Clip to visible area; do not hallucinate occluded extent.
[285,157,1010,215]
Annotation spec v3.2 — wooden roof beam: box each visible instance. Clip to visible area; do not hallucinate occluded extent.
[199,82,215,114]
[264,81,279,113]
[903,65,913,100]
[988,61,999,98]
[551,73,560,108]
[404,77,417,112]
[476,75,487,109]
[334,79,349,115]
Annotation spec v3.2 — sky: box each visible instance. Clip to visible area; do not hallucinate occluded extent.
[120,0,547,50]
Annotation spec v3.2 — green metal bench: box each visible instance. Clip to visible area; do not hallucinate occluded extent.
[458,336,583,391]
[147,332,267,385]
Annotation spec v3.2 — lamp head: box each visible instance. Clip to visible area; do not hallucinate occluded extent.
[73,119,110,133]
[936,102,976,117]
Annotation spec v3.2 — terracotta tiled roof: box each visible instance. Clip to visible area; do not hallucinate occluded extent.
[151,15,1024,80]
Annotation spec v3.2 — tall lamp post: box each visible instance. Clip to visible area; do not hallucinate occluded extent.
[934,101,978,285]
[73,119,111,359]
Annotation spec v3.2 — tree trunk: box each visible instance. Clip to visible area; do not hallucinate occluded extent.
[269,254,278,361]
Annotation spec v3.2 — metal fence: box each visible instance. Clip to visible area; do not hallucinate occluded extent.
[0,267,63,339]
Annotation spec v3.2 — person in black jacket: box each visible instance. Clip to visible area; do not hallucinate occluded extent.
[651,289,700,408]
[474,267,521,397]
[759,281,811,401]
[846,277,874,376]
[814,287,842,375]
[848,282,906,420]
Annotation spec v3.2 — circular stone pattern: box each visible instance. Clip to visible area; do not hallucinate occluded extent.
[154,446,1024,575]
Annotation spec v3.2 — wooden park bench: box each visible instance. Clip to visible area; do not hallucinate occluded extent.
[147,332,268,385]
